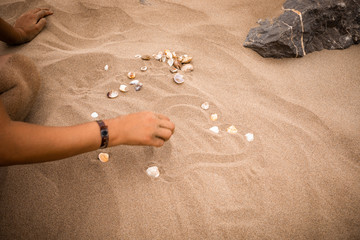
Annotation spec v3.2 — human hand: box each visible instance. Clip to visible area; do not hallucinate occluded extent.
[13,8,53,44]
[109,112,175,147]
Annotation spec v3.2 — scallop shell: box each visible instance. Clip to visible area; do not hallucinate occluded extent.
[209,126,220,134]
[107,90,119,99]
[119,84,128,92]
[245,133,254,142]
[140,66,148,72]
[227,125,238,134]
[210,113,218,121]
[135,83,143,91]
[98,153,109,163]
[146,166,160,178]
[169,67,178,73]
[127,72,136,79]
[181,56,192,64]
[201,102,209,110]
[141,55,151,60]
[173,73,184,84]
[181,64,193,72]
[130,79,139,85]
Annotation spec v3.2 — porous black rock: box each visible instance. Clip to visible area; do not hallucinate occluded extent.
[244,0,360,58]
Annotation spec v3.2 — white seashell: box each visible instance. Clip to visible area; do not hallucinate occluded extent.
[209,126,220,134]
[161,55,167,62]
[173,73,184,84]
[98,153,109,163]
[165,50,173,59]
[201,102,209,110]
[181,64,193,72]
[245,133,254,142]
[169,67,178,73]
[167,58,174,67]
[107,90,119,99]
[104,65,109,71]
[141,66,148,72]
[135,54,142,58]
[146,166,160,178]
[210,113,218,121]
[91,112,99,118]
[172,51,177,58]
[227,125,238,134]
[154,54,162,60]
[127,72,136,79]
[130,80,139,85]
[135,82,143,91]
[119,84,128,92]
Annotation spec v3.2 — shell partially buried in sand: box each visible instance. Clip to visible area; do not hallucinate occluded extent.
[107,90,119,98]
[98,153,109,162]
[146,166,160,178]
[119,84,128,92]
[181,64,193,72]
[127,72,136,79]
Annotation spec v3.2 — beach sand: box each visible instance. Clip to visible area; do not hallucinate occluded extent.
[0,0,359,239]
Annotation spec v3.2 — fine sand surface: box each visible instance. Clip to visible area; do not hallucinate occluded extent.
[1,0,360,239]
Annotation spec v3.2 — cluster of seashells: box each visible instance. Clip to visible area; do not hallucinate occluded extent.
[150,49,193,84]
[201,101,254,141]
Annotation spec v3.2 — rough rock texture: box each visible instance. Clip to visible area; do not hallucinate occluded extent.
[244,0,360,58]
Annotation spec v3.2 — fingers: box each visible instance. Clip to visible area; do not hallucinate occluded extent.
[36,9,53,21]
[36,18,47,32]
[159,119,175,133]
[155,128,173,142]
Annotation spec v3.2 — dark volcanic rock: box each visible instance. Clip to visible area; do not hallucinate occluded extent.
[244,0,360,58]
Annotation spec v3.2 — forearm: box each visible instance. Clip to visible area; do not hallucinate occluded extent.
[0,18,22,45]
[0,120,104,166]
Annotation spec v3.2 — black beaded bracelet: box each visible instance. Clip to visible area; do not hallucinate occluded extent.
[96,120,109,149]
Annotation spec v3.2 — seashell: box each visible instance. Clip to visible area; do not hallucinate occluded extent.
[210,113,218,121]
[154,54,162,60]
[98,152,109,163]
[161,55,167,63]
[141,55,151,60]
[177,55,184,62]
[201,102,209,110]
[130,79,139,85]
[107,90,119,99]
[169,67,178,73]
[173,73,184,84]
[127,72,136,79]
[227,125,238,134]
[146,166,160,178]
[91,112,99,118]
[165,49,172,59]
[172,51,177,58]
[173,59,182,69]
[245,133,254,142]
[135,54,142,58]
[209,126,220,134]
[181,64,193,72]
[181,56,192,64]
[119,84,128,92]
[167,58,174,67]
[140,66,148,72]
[104,65,109,71]
[135,82,143,91]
